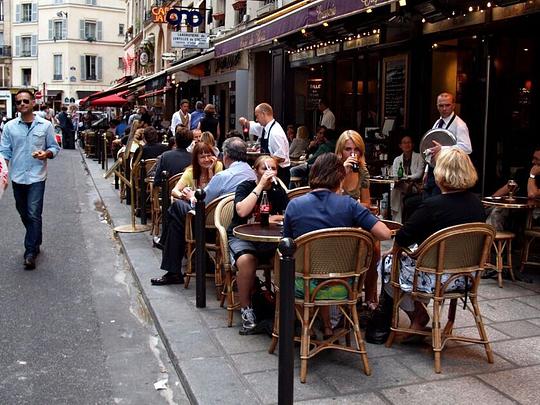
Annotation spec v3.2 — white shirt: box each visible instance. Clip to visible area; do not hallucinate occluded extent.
[248,119,290,168]
[170,110,191,135]
[432,112,472,154]
[320,108,336,130]
[392,151,424,180]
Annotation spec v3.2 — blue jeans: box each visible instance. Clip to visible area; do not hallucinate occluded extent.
[12,180,46,257]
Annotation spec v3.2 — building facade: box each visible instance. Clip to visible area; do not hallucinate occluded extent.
[11,0,126,110]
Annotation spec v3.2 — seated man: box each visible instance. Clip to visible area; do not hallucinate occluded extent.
[151,137,256,285]
[284,153,391,337]
[390,135,424,223]
[289,127,336,188]
[487,145,540,231]
[153,127,193,185]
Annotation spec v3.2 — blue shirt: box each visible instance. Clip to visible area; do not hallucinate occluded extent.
[283,189,379,239]
[190,110,204,130]
[203,161,256,204]
[0,115,60,184]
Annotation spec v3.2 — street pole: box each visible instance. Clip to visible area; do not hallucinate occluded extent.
[194,189,207,308]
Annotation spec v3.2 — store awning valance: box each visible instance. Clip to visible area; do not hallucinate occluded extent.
[165,50,215,77]
[215,0,395,57]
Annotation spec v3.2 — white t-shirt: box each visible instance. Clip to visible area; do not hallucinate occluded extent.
[248,119,290,168]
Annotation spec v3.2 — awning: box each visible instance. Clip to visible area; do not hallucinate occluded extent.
[77,90,96,99]
[165,49,215,76]
[215,0,395,57]
[138,88,167,99]
[84,77,139,103]
[80,90,129,107]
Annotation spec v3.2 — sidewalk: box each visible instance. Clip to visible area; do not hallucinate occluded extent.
[83,153,540,405]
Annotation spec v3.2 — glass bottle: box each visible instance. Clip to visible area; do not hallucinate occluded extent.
[259,191,270,226]
[397,162,404,179]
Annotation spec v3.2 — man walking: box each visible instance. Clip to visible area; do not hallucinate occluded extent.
[57,106,75,149]
[318,99,335,130]
[0,89,60,270]
[170,99,191,135]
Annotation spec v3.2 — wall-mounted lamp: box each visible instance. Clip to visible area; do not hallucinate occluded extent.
[56,11,68,18]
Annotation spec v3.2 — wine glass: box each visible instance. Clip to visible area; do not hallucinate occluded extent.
[506,179,518,201]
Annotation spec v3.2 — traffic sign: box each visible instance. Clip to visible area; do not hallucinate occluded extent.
[35,90,42,99]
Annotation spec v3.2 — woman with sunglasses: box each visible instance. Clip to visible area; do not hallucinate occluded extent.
[227,156,288,334]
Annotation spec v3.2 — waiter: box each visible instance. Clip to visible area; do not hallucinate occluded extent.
[239,103,290,185]
[424,92,472,197]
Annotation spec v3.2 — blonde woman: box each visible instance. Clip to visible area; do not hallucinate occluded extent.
[335,130,370,207]
[288,126,310,159]
[200,131,220,157]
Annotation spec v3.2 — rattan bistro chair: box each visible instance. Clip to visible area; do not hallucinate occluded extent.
[149,172,183,237]
[385,223,496,373]
[184,193,234,299]
[268,228,375,383]
[286,186,311,200]
[214,195,238,326]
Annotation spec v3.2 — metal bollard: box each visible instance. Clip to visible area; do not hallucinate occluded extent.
[139,160,148,225]
[95,130,102,163]
[101,133,107,170]
[194,189,207,308]
[160,171,170,239]
[278,238,296,405]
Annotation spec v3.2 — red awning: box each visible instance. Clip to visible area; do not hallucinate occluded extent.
[88,94,128,107]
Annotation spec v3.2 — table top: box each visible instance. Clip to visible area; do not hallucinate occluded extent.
[381,219,402,236]
[482,196,540,209]
[370,176,398,185]
[233,223,283,243]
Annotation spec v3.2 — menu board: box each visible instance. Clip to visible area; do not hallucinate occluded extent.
[307,79,323,110]
[382,55,408,126]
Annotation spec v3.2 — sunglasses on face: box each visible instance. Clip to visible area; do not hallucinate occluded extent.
[16,99,31,105]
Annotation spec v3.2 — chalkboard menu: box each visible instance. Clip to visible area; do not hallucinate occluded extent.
[307,79,323,110]
[382,55,408,126]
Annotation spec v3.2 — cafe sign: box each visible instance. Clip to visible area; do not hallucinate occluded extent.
[343,34,380,51]
[152,7,203,27]
[171,32,209,49]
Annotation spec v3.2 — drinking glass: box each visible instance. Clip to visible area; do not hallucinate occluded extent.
[507,179,518,201]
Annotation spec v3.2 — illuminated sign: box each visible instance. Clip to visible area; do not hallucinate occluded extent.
[152,7,203,27]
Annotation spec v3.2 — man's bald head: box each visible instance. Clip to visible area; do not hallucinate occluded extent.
[437,92,455,119]
[254,103,274,126]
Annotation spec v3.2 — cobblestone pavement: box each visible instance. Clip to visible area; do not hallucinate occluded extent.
[85,153,540,405]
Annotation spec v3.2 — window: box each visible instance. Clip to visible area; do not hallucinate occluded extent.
[80,20,102,41]
[118,57,124,69]
[22,68,31,86]
[81,55,102,80]
[118,24,124,36]
[54,0,64,4]
[54,21,63,39]
[21,36,31,57]
[85,21,96,40]
[54,55,62,80]
[21,3,32,23]
[0,32,3,46]
[86,0,97,5]
[0,0,4,22]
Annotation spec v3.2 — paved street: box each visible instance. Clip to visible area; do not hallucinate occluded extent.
[2,148,540,405]
[0,150,189,404]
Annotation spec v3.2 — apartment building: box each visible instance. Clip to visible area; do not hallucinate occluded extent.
[0,0,13,117]
[11,0,126,107]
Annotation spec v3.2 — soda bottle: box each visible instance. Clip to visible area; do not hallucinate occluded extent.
[259,191,270,226]
[351,152,359,173]
[242,124,249,139]
[397,162,404,179]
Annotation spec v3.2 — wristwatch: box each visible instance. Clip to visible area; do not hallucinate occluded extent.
[530,173,537,179]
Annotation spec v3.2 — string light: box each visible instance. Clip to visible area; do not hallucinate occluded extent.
[487,2,492,7]
[323,22,329,27]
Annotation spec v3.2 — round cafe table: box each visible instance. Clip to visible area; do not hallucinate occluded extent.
[370,176,398,219]
[233,223,283,243]
[482,196,540,210]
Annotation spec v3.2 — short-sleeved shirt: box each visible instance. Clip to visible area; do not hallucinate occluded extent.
[227,180,288,237]
[283,189,379,239]
[342,166,370,200]
[179,161,224,190]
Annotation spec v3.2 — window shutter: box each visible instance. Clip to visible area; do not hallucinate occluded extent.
[97,56,102,81]
[62,20,67,39]
[97,21,103,41]
[31,35,37,57]
[31,2,38,22]
[80,20,85,40]
[49,20,53,40]
[80,55,86,80]
[15,36,21,57]
[15,4,20,23]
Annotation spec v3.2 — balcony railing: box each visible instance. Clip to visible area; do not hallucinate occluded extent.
[53,74,62,80]
[0,46,11,57]
[21,51,32,57]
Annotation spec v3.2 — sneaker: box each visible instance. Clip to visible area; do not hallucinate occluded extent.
[240,307,256,334]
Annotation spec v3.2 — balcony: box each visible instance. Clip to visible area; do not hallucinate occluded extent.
[20,51,32,57]
[257,0,277,17]
[53,74,62,81]
[0,46,11,57]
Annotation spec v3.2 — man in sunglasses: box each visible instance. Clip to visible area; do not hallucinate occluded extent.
[0,89,60,270]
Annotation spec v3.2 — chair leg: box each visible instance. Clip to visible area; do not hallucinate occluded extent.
[495,240,503,288]
[385,288,401,348]
[184,245,193,289]
[351,303,371,376]
[471,296,494,364]
[520,237,532,272]
[300,306,310,384]
[507,239,516,282]
[268,291,280,354]
[443,298,457,336]
[224,270,235,327]
[432,299,443,374]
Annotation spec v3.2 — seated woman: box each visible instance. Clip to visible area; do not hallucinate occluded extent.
[171,142,223,200]
[227,156,288,334]
[367,148,486,344]
[284,153,391,337]
[200,131,220,158]
[288,126,309,159]
[335,130,380,310]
